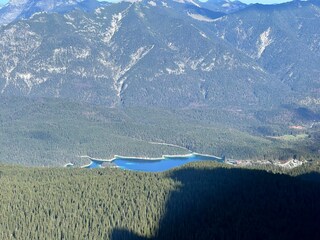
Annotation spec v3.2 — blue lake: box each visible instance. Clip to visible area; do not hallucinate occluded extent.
[82,153,224,172]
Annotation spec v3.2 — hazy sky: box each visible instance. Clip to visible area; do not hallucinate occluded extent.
[0,0,293,6]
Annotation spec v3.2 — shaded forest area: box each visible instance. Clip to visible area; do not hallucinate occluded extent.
[1,161,320,239]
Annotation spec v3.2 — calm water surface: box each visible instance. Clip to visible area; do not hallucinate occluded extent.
[83,153,224,172]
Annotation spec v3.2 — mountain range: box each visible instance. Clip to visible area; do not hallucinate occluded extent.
[0,0,247,26]
[0,0,105,25]
[0,0,319,111]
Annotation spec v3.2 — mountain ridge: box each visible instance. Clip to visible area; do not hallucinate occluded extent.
[0,0,318,110]
[0,0,104,25]
[0,0,292,109]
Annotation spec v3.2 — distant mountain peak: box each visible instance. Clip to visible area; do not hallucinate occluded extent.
[173,0,201,7]
[0,0,102,25]
[6,0,87,8]
[196,0,247,13]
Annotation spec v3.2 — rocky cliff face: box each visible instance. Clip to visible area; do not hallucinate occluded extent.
[0,0,318,109]
[212,0,320,103]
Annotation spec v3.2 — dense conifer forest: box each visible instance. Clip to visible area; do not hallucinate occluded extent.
[0,0,320,239]
[0,98,319,166]
[1,161,320,239]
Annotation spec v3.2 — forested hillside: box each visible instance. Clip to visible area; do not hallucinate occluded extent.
[0,97,319,166]
[0,1,319,239]
[0,0,319,166]
[0,162,320,239]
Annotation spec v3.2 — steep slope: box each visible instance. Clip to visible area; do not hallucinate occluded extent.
[212,0,320,106]
[0,0,289,109]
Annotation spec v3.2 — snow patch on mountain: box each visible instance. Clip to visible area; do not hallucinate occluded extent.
[148,1,157,7]
[103,6,130,44]
[167,42,179,51]
[199,31,209,39]
[95,7,104,15]
[166,61,186,75]
[162,1,169,8]
[222,3,231,8]
[188,57,205,70]
[123,0,142,2]
[16,72,47,93]
[187,12,215,22]
[114,45,154,98]
[174,0,200,8]
[257,27,273,58]
[201,59,216,72]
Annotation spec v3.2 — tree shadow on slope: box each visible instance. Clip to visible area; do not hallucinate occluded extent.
[111,166,320,240]
[298,171,320,183]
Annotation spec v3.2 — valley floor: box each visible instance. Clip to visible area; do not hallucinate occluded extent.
[0,98,319,167]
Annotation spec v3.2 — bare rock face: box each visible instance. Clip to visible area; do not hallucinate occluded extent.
[0,0,319,110]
